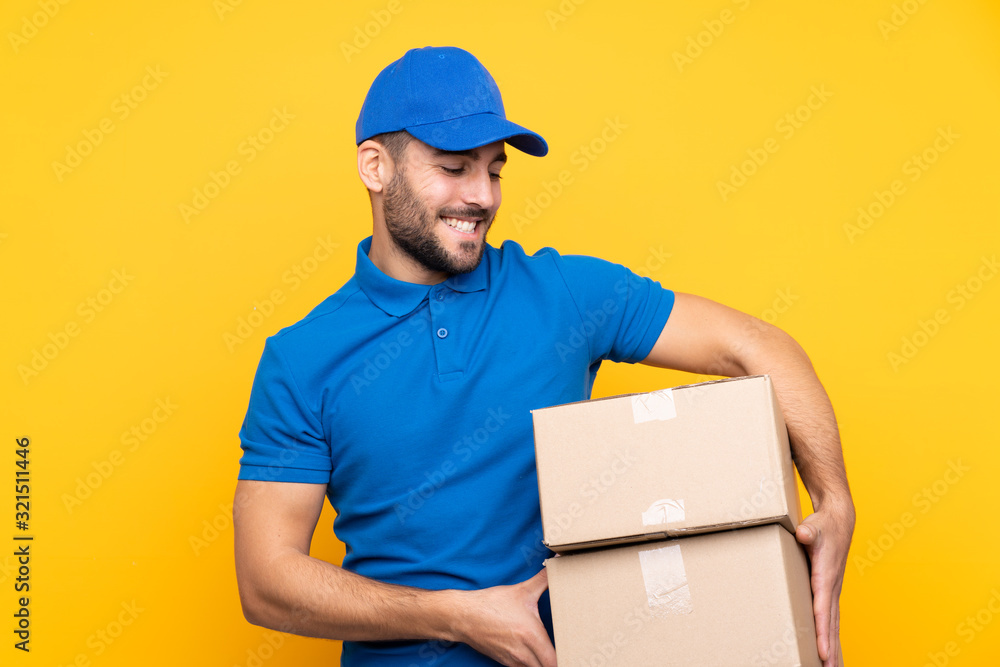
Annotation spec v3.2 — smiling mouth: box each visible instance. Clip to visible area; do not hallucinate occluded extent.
[442,216,479,234]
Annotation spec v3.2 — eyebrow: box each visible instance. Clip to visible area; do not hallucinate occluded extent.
[432,148,507,164]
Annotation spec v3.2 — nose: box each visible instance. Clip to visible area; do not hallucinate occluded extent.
[460,167,497,211]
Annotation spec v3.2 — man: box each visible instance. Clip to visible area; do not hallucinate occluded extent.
[234,46,854,667]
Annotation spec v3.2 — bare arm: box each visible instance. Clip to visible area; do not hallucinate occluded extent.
[641,292,855,666]
[233,479,556,667]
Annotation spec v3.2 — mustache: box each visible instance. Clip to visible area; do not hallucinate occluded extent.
[438,207,490,220]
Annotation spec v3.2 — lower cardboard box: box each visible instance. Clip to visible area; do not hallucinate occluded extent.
[545,523,820,666]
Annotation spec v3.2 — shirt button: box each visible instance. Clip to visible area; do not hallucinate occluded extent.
[436,327,448,339]
[435,292,445,301]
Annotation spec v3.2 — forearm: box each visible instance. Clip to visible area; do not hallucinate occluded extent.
[239,548,460,642]
[233,479,462,644]
[734,321,854,516]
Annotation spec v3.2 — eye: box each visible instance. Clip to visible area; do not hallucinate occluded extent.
[490,172,503,181]
[441,166,464,175]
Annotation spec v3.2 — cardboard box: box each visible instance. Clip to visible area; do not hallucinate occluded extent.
[545,524,820,667]
[532,375,801,551]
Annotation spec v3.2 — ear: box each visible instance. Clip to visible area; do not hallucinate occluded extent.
[357,139,394,193]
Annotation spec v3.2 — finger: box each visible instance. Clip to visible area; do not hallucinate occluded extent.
[521,568,550,600]
[500,616,553,667]
[814,588,831,662]
[807,545,831,658]
[535,636,558,667]
[811,551,840,663]
[510,648,543,667]
[797,516,831,660]
[523,620,557,667]
[827,597,842,667]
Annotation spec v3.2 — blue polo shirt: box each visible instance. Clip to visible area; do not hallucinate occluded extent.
[238,237,674,666]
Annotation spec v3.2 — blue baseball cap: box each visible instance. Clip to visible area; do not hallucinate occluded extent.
[356,46,548,157]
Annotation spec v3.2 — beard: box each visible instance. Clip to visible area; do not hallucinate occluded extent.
[381,167,492,276]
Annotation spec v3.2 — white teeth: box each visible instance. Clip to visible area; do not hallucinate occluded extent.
[443,217,477,233]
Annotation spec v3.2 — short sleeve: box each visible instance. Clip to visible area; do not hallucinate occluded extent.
[238,338,332,484]
[549,252,675,364]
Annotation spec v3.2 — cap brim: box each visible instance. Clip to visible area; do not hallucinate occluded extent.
[406,113,548,157]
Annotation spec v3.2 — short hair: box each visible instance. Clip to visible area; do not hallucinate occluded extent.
[370,130,413,163]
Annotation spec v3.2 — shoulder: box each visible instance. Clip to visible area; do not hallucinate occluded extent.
[266,277,366,351]
[492,240,583,274]
[494,240,562,261]
[489,241,628,291]
[495,241,618,269]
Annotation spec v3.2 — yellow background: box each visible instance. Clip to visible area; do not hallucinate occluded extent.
[3,0,998,665]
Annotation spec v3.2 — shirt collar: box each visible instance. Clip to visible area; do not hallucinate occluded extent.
[354,237,489,317]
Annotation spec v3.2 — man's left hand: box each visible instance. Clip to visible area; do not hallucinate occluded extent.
[796,501,856,667]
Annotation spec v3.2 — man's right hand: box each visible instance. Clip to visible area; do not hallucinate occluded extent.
[447,569,557,667]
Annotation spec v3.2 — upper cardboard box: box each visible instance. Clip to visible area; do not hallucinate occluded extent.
[532,375,802,551]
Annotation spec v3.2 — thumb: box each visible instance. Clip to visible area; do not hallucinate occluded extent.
[521,568,550,600]
[796,516,820,547]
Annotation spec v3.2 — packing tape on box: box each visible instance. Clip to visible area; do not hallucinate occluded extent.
[631,389,676,423]
[638,543,693,616]
[641,498,685,526]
